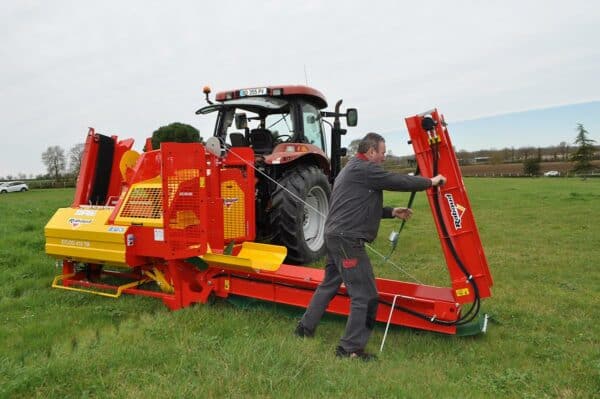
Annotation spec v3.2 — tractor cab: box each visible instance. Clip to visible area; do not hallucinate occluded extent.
[196,86,328,157]
[196,85,357,264]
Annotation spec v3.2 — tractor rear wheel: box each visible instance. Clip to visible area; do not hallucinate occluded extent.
[269,165,330,265]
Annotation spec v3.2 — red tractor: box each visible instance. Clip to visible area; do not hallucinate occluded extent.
[196,86,357,264]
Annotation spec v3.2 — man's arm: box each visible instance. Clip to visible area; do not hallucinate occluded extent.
[382,207,394,218]
[367,163,445,191]
[382,207,414,219]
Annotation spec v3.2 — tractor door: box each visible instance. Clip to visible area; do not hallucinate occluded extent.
[299,102,327,153]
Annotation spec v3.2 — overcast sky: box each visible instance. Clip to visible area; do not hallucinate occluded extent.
[1,1,599,177]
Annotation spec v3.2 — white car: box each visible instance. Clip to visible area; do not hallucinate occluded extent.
[543,170,560,177]
[0,181,29,193]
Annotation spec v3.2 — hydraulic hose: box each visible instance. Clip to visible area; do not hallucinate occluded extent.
[430,141,481,325]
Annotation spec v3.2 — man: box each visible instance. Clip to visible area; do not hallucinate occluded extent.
[295,132,446,361]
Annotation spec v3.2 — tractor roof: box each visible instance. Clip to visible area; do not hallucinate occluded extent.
[215,85,327,109]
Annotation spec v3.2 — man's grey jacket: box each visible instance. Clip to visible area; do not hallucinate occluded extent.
[324,155,432,243]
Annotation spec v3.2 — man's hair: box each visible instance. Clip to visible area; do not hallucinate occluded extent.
[357,132,385,154]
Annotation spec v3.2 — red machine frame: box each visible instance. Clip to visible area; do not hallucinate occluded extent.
[51,109,492,335]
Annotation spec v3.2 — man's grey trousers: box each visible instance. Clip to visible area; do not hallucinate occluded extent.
[300,234,379,352]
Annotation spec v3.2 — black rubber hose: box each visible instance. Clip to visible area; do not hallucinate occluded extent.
[430,142,481,325]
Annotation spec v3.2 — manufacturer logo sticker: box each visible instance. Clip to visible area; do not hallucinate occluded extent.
[68,218,92,229]
[223,198,239,208]
[444,194,466,230]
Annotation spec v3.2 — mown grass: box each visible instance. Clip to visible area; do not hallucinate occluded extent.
[0,180,598,398]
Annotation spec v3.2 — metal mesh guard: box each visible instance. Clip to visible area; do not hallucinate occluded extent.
[222,179,245,239]
[119,186,162,219]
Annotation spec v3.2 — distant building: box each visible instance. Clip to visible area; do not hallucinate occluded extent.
[473,156,490,164]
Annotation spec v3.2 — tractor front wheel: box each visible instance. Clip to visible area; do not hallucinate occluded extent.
[269,166,330,265]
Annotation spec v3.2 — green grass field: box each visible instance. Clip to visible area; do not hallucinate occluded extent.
[1,179,598,398]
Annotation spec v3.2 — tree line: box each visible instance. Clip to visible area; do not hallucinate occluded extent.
[1,123,597,181]
[346,123,598,175]
[0,123,201,182]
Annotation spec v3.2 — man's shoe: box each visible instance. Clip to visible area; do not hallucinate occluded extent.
[294,323,314,338]
[335,345,377,362]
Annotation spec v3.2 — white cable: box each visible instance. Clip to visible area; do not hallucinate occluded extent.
[380,294,399,352]
[228,150,326,217]
[364,244,425,285]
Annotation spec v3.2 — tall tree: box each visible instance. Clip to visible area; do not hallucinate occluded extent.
[41,146,66,180]
[68,143,85,176]
[523,157,540,176]
[570,123,596,173]
[150,122,202,150]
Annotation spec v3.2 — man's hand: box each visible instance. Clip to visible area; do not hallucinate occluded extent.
[431,174,447,187]
[392,207,413,220]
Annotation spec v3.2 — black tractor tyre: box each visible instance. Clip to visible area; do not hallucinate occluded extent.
[269,165,331,265]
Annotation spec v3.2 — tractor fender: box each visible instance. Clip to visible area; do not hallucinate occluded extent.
[264,143,330,175]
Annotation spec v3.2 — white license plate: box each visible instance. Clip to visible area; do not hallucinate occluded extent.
[239,87,267,97]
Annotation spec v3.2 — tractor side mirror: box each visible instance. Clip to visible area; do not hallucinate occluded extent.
[235,113,248,130]
[346,109,358,127]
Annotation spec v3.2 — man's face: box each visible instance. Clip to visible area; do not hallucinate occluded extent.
[367,141,386,164]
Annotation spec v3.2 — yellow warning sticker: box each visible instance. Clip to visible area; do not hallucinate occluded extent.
[224,279,230,291]
[456,288,470,297]
[200,177,205,188]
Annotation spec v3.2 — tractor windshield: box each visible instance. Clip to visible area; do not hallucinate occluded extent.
[266,113,294,137]
[197,97,298,148]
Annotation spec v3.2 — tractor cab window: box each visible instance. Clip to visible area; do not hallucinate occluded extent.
[266,113,294,142]
[199,97,294,148]
[220,108,296,150]
[301,103,325,151]
[216,109,246,146]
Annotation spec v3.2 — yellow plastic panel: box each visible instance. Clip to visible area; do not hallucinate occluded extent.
[119,150,140,180]
[44,207,127,265]
[201,242,286,272]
